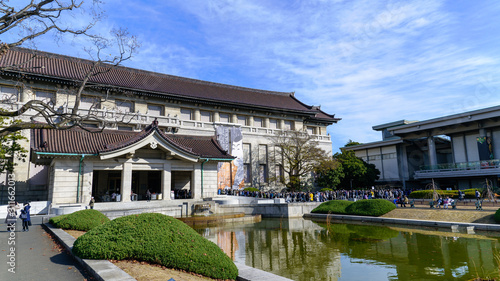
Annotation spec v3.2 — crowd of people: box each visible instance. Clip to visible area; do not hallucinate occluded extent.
[222,188,414,203]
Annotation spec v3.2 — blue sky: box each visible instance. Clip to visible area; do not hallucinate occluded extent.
[8,0,500,152]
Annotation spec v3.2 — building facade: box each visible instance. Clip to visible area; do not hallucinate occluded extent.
[343,106,500,190]
[0,47,339,205]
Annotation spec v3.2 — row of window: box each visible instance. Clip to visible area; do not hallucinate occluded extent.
[1,86,321,133]
[363,152,397,161]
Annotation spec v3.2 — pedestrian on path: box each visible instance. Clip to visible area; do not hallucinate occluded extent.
[89,197,95,209]
[20,209,29,231]
[24,202,31,228]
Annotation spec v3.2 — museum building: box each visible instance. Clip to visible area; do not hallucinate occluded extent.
[0,47,339,206]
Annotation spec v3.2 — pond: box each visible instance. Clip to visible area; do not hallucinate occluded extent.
[195,218,500,281]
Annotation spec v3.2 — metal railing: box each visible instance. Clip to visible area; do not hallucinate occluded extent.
[418,159,500,173]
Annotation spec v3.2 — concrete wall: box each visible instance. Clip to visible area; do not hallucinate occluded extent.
[218,202,322,218]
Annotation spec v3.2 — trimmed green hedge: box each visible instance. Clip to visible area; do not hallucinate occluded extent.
[345,199,396,217]
[409,189,481,199]
[50,209,110,231]
[72,213,238,280]
[312,199,395,217]
[243,187,260,192]
[311,200,353,214]
[495,209,500,223]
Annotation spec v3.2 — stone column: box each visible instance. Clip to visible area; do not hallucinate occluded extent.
[427,136,438,168]
[213,112,220,122]
[121,161,132,202]
[193,108,200,121]
[193,164,201,200]
[161,163,172,200]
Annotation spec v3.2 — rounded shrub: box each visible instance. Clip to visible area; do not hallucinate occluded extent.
[51,209,110,231]
[311,200,353,214]
[345,199,396,217]
[72,213,238,280]
[495,208,500,223]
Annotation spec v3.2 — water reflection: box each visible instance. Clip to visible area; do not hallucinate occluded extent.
[196,218,500,281]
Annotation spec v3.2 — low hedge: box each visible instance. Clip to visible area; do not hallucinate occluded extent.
[50,209,110,231]
[409,189,481,199]
[243,187,260,192]
[311,200,353,214]
[312,199,395,216]
[72,213,238,280]
[345,199,396,217]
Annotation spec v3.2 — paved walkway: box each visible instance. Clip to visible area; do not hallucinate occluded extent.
[0,216,90,281]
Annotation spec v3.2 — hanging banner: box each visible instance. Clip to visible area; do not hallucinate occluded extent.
[216,125,245,190]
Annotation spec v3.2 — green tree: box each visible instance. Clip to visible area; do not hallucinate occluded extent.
[344,139,362,147]
[315,158,344,189]
[0,114,27,173]
[334,150,381,189]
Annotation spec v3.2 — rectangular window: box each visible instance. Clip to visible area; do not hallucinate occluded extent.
[269,119,279,129]
[307,126,316,135]
[80,96,100,110]
[254,117,263,128]
[148,104,164,116]
[284,120,294,130]
[116,100,134,113]
[35,90,55,106]
[0,86,18,102]
[237,115,247,126]
[200,111,212,122]
[180,108,192,120]
[243,143,251,163]
[117,125,134,131]
[275,164,284,183]
[259,164,268,183]
[219,113,230,123]
[244,163,251,184]
[259,144,267,163]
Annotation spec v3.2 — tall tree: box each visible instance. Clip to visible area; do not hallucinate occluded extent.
[314,158,344,189]
[334,150,381,189]
[269,130,330,192]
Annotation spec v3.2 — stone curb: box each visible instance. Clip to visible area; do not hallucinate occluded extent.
[303,213,500,231]
[43,222,293,281]
[42,223,136,281]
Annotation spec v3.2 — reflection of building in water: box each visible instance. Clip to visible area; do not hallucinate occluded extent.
[217,231,239,260]
[245,219,342,281]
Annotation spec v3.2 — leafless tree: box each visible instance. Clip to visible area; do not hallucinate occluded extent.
[0,1,140,137]
[269,130,330,192]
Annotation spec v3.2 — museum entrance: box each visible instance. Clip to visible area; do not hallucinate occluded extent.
[92,171,122,202]
[131,171,162,200]
[172,171,193,199]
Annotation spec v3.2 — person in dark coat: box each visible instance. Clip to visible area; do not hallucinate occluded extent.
[23,202,31,222]
[20,209,29,231]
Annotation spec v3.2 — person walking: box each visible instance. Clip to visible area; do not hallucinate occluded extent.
[23,202,31,228]
[146,189,151,202]
[89,197,95,209]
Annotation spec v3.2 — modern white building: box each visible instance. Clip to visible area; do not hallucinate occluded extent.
[0,47,339,206]
[343,106,500,190]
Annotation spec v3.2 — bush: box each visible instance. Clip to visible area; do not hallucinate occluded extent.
[243,187,260,192]
[72,213,238,280]
[495,209,500,223]
[311,200,353,214]
[345,199,396,217]
[49,214,69,225]
[409,189,480,199]
[50,209,110,231]
[320,188,334,192]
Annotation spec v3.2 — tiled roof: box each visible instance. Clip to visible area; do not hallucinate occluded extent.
[31,123,233,159]
[1,47,339,122]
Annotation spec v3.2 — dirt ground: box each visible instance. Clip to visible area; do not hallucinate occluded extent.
[381,201,498,224]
